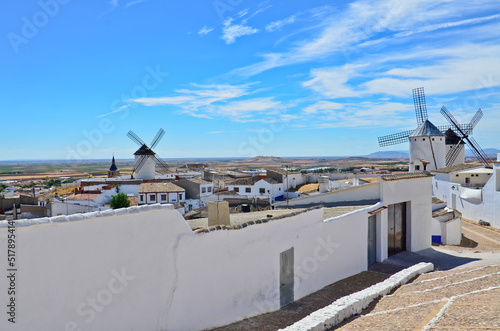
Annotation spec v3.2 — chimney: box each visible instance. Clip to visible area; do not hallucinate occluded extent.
[208,201,230,226]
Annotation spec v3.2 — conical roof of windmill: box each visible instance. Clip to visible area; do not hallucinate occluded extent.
[134,144,155,155]
[409,119,444,137]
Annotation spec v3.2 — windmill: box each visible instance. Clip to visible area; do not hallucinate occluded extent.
[440,107,491,167]
[378,87,473,147]
[127,128,170,179]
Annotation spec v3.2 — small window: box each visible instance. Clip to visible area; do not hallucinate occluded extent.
[440,138,442,141]
[161,194,167,201]
[234,187,239,192]
[414,139,417,141]
[179,193,183,200]
[207,187,212,192]
[279,187,281,191]
[423,138,425,141]
[140,195,144,202]
[202,187,206,193]
[415,165,420,171]
[150,195,156,202]
[432,138,435,141]
[259,188,265,194]
[245,187,251,193]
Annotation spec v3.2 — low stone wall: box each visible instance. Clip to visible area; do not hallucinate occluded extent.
[280,262,434,331]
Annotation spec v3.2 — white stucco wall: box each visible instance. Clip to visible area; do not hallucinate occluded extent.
[380,177,432,253]
[275,183,380,207]
[409,136,446,172]
[432,164,500,229]
[0,203,384,331]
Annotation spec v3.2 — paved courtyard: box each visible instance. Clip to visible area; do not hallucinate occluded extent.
[212,219,500,331]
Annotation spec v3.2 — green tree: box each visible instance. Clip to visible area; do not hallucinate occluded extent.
[110,193,130,209]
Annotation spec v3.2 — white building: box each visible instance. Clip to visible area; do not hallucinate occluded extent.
[227,177,285,203]
[174,177,214,211]
[138,182,186,205]
[431,155,500,228]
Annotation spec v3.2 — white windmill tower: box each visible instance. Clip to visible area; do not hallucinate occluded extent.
[377,87,476,172]
[127,129,170,180]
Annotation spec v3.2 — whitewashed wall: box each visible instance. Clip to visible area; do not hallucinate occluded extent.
[0,204,378,331]
[275,183,380,207]
[380,177,432,253]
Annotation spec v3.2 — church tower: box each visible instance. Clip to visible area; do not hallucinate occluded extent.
[107,155,120,178]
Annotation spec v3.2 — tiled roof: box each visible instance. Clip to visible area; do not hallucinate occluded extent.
[409,120,444,137]
[138,182,185,193]
[381,172,434,181]
[65,193,101,201]
[431,163,483,174]
[230,177,278,185]
[185,177,212,184]
[432,197,446,204]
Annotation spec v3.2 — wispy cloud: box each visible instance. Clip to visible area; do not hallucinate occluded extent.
[130,83,283,122]
[231,0,500,77]
[207,131,224,134]
[125,0,147,8]
[221,17,259,44]
[198,26,214,35]
[98,104,130,118]
[266,15,296,32]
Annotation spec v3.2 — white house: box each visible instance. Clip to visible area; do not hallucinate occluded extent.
[174,177,214,211]
[431,154,500,228]
[266,168,306,190]
[227,177,285,203]
[138,182,186,205]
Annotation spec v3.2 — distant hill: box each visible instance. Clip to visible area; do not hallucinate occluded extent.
[465,148,499,157]
[366,151,409,159]
[239,156,295,165]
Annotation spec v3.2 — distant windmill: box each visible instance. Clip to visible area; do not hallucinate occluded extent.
[440,107,491,167]
[127,128,170,179]
[378,87,472,147]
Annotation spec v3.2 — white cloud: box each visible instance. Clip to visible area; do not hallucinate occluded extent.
[237,9,249,18]
[302,44,500,100]
[198,26,214,35]
[130,83,284,122]
[266,15,296,32]
[125,0,146,8]
[303,101,344,114]
[313,101,413,129]
[207,131,224,134]
[98,104,130,118]
[231,0,500,77]
[221,17,259,44]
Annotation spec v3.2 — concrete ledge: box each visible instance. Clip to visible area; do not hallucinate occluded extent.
[280,262,434,331]
[0,204,175,228]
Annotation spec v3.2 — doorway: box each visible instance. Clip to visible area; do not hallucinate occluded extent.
[280,247,294,308]
[368,215,377,266]
[387,202,407,256]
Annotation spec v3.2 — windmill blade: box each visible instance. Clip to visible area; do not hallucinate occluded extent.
[154,155,169,173]
[446,143,464,167]
[466,136,491,166]
[466,109,483,134]
[150,128,165,149]
[413,87,428,126]
[440,106,464,134]
[127,130,146,146]
[437,124,474,136]
[378,130,414,147]
[134,155,149,174]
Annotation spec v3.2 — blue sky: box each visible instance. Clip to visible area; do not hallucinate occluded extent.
[1,0,499,161]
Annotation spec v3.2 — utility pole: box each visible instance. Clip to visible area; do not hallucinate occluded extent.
[285,165,289,207]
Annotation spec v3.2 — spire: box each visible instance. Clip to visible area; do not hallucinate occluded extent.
[109,155,118,171]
